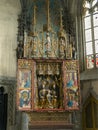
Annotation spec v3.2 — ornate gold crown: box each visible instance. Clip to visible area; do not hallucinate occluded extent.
[58,29,66,39]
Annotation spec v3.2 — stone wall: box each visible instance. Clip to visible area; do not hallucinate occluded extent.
[0,77,17,130]
[0,0,21,77]
[0,1,21,130]
[80,80,98,130]
[81,80,98,102]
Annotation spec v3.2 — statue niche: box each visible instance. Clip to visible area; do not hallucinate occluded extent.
[36,62,63,110]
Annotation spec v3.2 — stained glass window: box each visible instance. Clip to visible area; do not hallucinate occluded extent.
[96,54,98,68]
[86,42,93,55]
[84,16,91,29]
[93,13,98,26]
[83,0,98,69]
[92,0,97,7]
[85,1,90,9]
[85,29,92,42]
[95,40,98,53]
[94,27,98,40]
[87,55,94,69]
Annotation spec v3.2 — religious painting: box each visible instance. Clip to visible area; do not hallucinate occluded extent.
[17,69,32,110]
[33,60,64,111]
[63,60,80,110]
[18,69,31,89]
[17,59,35,111]
[18,89,31,109]
[66,71,79,109]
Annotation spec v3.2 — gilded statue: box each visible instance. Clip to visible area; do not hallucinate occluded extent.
[45,32,51,57]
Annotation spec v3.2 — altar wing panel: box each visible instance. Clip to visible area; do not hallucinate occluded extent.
[17,59,35,111]
[63,60,80,110]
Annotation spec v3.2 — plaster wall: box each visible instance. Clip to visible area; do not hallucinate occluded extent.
[81,80,98,101]
[0,0,21,77]
[92,80,98,93]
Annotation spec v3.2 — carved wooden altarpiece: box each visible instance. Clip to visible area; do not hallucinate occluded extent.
[16,0,81,127]
[17,59,80,111]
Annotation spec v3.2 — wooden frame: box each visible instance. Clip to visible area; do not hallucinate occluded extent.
[63,60,80,110]
[17,59,35,111]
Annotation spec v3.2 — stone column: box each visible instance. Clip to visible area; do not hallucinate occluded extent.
[21,112,29,130]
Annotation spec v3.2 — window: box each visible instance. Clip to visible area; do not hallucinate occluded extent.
[83,0,98,69]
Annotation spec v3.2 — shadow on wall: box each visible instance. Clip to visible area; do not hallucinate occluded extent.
[0,86,8,130]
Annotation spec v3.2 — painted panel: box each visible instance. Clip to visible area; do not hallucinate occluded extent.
[63,60,80,110]
[17,59,35,111]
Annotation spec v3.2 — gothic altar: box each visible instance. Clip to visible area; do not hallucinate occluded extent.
[16,0,80,128]
[17,59,80,111]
